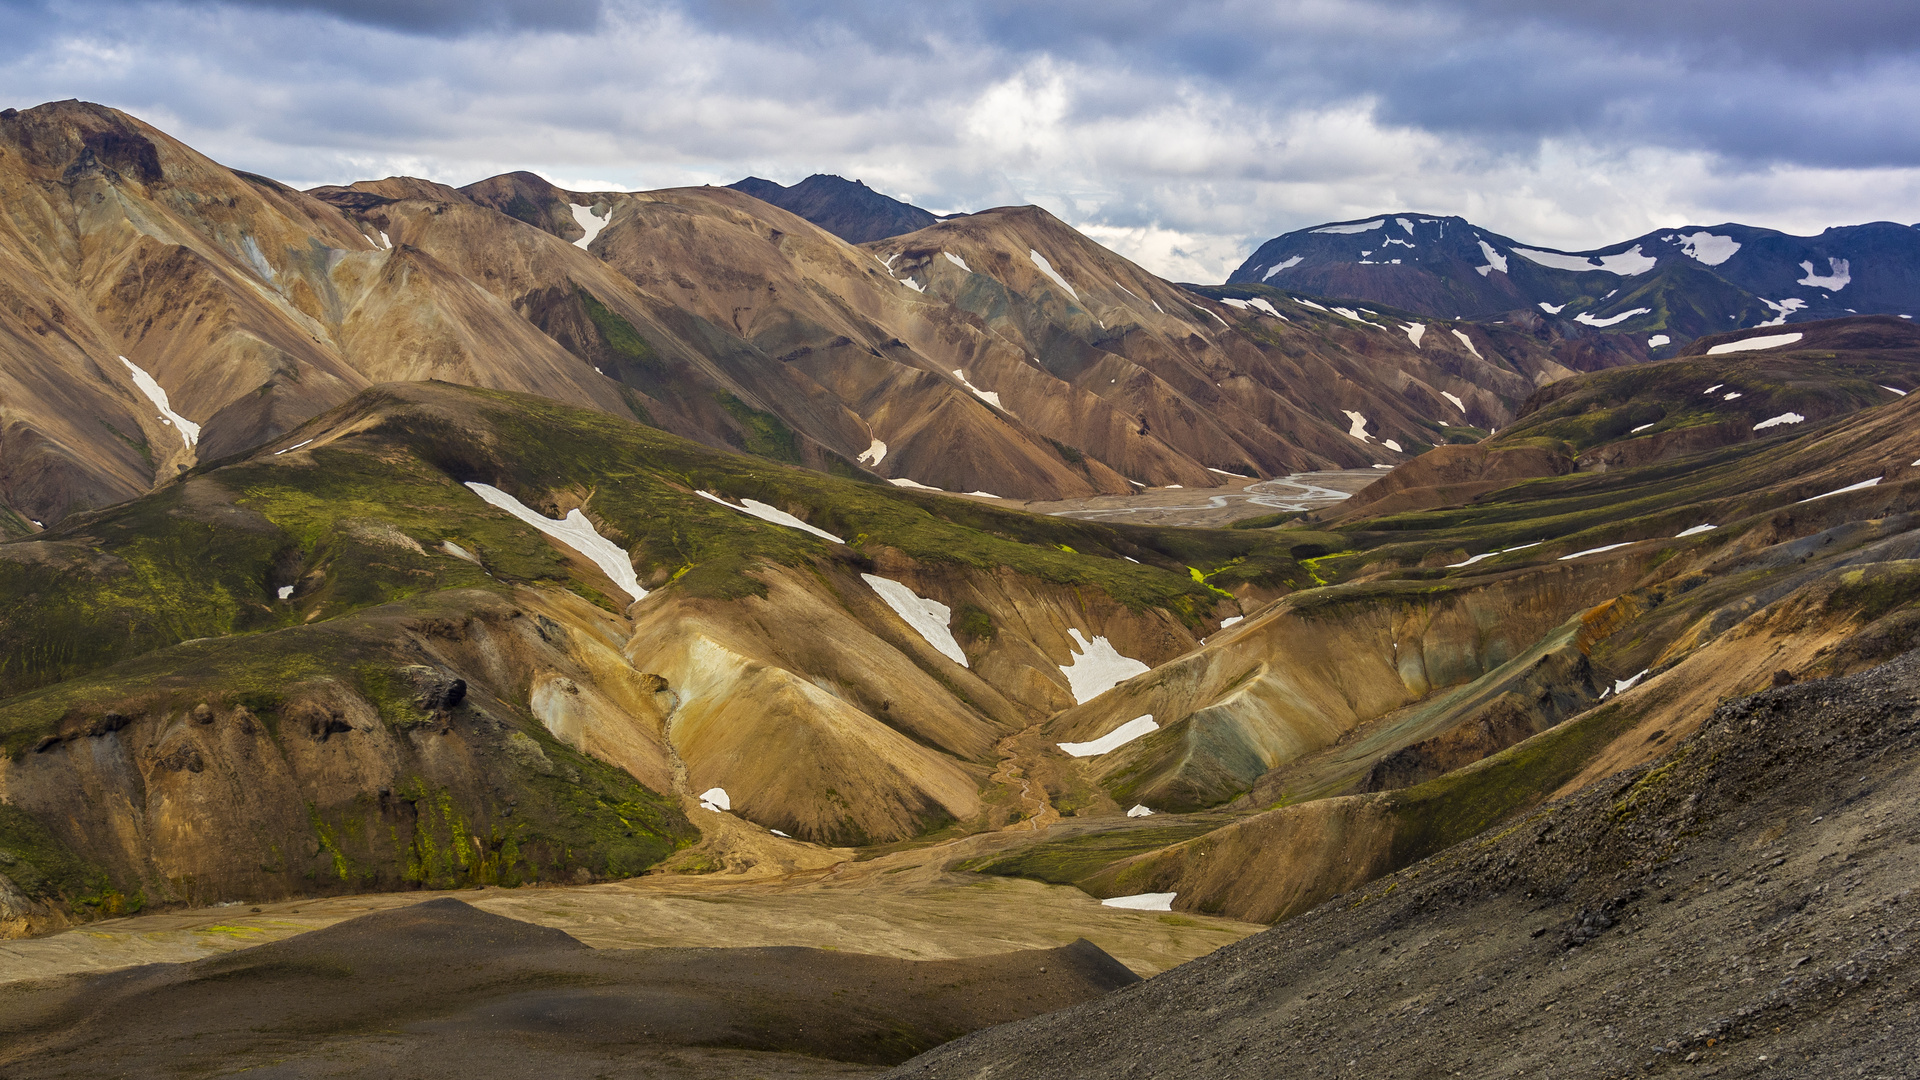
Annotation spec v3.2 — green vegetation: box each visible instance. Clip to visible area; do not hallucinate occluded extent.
[578,287,667,378]
[714,392,802,463]
[961,822,1222,885]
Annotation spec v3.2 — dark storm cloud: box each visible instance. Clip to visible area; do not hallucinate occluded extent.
[214,0,603,33]
[673,0,1920,169]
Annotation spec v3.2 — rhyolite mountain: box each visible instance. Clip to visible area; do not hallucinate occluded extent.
[727,173,939,244]
[1232,213,1920,351]
[0,99,1647,534]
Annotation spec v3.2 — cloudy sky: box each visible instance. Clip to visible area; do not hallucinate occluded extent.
[3,0,1917,280]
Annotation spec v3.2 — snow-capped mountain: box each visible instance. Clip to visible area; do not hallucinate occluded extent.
[1231,215,1920,349]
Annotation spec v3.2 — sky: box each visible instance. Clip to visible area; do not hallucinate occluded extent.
[3,0,1917,281]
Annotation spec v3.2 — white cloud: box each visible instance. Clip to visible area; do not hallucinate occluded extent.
[3,0,1917,284]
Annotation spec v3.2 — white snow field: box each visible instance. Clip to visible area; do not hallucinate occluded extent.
[861,573,968,666]
[1219,616,1244,629]
[1126,805,1155,818]
[1648,335,1671,348]
[1405,323,1427,348]
[699,787,730,813]
[1028,250,1079,299]
[1441,390,1464,412]
[1559,542,1635,561]
[1342,410,1373,441]
[943,251,972,273]
[1262,255,1304,279]
[1708,332,1803,355]
[570,203,612,250]
[695,491,844,543]
[952,370,1008,412]
[1058,629,1151,704]
[1675,524,1718,538]
[1100,892,1176,911]
[465,483,646,603]
[858,438,887,466]
[1058,714,1159,757]
[1676,232,1740,265]
[119,356,199,447]
[1450,329,1483,359]
[887,477,944,491]
[1382,439,1403,452]
[1575,307,1651,328]
[1475,240,1509,276]
[1538,301,1567,314]
[1512,244,1657,274]
[1799,477,1882,503]
[1797,258,1851,290]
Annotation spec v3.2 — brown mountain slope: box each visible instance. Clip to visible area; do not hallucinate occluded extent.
[0,99,1658,530]
[889,649,1920,1079]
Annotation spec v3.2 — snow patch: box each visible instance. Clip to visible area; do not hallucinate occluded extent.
[1341,410,1373,442]
[1512,244,1657,275]
[1219,616,1244,629]
[274,438,313,456]
[1574,307,1651,328]
[699,787,730,812]
[570,203,612,250]
[862,573,967,666]
[1441,390,1464,412]
[119,357,200,448]
[900,276,925,293]
[1126,805,1156,818]
[1881,386,1908,396]
[1674,524,1717,538]
[1028,250,1079,299]
[1752,412,1805,431]
[1757,298,1807,326]
[1647,334,1671,348]
[277,585,294,600]
[1449,329,1483,359]
[858,438,887,466]
[1059,714,1159,757]
[888,477,944,491]
[441,540,480,564]
[1797,258,1851,291]
[1295,298,1330,312]
[1262,255,1304,279]
[1723,391,1743,400]
[943,251,972,273]
[1613,670,1649,695]
[1677,232,1740,266]
[1058,629,1151,704]
[1101,892,1175,910]
[696,490,844,543]
[1475,240,1509,276]
[952,370,1009,413]
[1538,301,1567,314]
[967,491,1003,499]
[1558,542,1635,561]
[1405,323,1426,348]
[1397,217,1414,234]
[1382,439,1403,452]
[1707,332,1802,355]
[465,483,645,602]
[1798,477,1881,503]
[1630,423,1656,434]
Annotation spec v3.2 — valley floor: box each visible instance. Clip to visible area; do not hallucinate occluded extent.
[0,823,1261,987]
[1010,469,1380,527]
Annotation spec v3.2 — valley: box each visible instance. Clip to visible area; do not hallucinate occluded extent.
[0,96,1917,1078]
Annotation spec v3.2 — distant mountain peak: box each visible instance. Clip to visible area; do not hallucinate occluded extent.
[726,173,938,244]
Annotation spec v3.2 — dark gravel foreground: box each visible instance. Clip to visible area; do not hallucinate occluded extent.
[890,650,1920,1080]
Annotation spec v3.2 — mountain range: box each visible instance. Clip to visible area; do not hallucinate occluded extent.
[1230,213,1920,351]
[0,100,1651,531]
[3,97,1919,1077]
